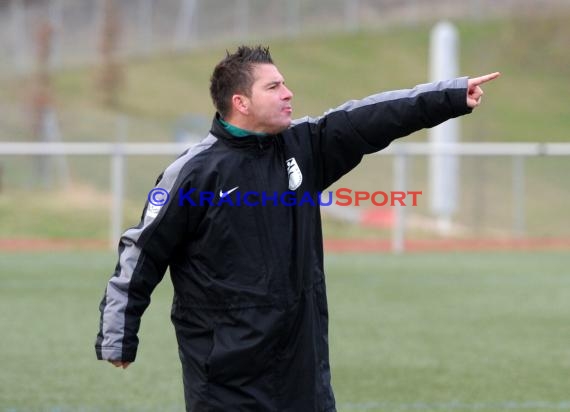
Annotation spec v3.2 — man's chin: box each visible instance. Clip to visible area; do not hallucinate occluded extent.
[268,120,292,134]
[276,122,292,133]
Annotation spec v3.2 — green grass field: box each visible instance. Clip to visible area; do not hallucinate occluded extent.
[2,250,570,411]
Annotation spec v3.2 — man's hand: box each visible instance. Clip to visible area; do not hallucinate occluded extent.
[467,72,501,108]
[109,360,131,369]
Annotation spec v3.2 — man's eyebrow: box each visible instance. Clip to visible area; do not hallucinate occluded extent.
[265,79,284,87]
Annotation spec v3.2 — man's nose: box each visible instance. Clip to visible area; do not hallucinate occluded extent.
[282,86,293,100]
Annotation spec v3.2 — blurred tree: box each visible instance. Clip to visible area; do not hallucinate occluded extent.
[32,20,53,141]
[30,19,70,189]
[95,0,125,108]
[31,20,54,188]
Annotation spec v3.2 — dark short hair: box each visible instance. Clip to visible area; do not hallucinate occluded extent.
[209,45,274,117]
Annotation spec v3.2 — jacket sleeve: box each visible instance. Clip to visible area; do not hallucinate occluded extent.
[293,77,472,190]
[95,168,196,362]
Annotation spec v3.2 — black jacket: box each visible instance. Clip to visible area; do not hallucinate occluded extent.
[96,78,472,411]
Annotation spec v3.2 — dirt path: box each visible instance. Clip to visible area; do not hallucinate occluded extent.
[324,238,570,253]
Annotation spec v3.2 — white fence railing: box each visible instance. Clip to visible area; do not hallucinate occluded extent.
[1,141,569,252]
[2,141,570,156]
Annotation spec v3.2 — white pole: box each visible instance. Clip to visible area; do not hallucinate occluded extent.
[428,21,460,235]
[44,108,71,189]
[110,116,127,249]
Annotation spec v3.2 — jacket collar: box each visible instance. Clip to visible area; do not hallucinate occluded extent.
[210,113,276,150]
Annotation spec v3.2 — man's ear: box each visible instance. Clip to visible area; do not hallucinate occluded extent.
[232,94,249,115]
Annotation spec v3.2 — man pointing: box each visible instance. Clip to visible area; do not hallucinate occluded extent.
[96,45,499,411]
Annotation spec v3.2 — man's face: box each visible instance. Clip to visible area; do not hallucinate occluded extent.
[243,64,294,134]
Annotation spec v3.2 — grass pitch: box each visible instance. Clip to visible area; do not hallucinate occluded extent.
[1,250,570,411]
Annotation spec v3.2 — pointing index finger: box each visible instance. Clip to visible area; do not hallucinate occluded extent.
[470,72,501,86]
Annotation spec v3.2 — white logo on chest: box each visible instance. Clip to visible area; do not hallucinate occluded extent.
[219,186,239,198]
[286,157,303,190]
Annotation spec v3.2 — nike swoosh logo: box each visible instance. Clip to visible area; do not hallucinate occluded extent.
[219,186,239,198]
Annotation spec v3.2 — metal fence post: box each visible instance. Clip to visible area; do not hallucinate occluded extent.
[512,155,526,237]
[110,144,125,249]
[110,116,128,249]
[392,152,408,253]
